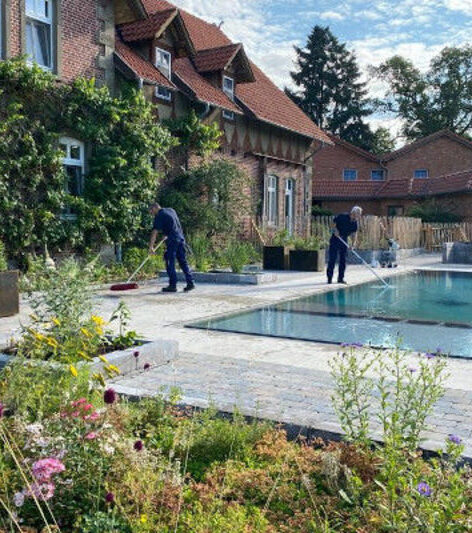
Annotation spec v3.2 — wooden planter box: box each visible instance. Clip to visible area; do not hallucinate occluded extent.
[0,270,19,317]
[263,246,291,270]
[289,250,325,272]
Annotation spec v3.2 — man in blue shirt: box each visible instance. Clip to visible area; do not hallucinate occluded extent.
[149,203,195,293]
[327,206,362,284]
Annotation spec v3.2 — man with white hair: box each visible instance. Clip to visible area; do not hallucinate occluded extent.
[327,206,363,284]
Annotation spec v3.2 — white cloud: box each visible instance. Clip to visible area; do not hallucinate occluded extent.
[318,10,346,21]
[443,0,472,14]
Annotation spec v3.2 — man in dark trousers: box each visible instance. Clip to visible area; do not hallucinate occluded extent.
[149,202,195,293]
[327,206,362,284]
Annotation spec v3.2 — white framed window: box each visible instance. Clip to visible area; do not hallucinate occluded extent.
[223,75,234,101]
[343,169,357,181]
[26,0,53,70]
[60,137,84,219]
[371,169,385,181]
[414,169,428,179]
[265,175,278,226]
[222,109,234,121]
[155,85,172,101]
[155,47,171,80]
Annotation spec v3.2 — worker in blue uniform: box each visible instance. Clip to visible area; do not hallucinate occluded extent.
[327,206,363,284]
[149,202,195,293]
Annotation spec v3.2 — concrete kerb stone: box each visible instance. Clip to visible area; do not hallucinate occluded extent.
[0,339,179,376]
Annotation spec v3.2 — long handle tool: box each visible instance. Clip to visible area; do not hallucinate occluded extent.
[110,238,167,291]
[336,235,390,289]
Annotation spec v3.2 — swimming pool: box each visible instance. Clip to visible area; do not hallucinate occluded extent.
[188,271,472,358]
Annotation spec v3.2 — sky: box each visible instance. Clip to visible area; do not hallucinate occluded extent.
[169,0,472,141]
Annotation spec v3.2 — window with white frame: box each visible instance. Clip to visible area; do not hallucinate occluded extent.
[414,169,428,179]
[371,169,385,181]
[26,0,53,70]
[60,137,84,217]
[343,169,357,181]
[223,76,234,101]
[265,175,278,225]
[155,85,172,101]
[222,109,234,121]
[155,47,171,80]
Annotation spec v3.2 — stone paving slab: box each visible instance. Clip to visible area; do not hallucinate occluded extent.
[112,350,472,458]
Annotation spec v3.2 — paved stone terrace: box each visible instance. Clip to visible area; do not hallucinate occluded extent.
[2,255,472,456]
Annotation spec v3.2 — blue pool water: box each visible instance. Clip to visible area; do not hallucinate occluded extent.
[189,271,472,358]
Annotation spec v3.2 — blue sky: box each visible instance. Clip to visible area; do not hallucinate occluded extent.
[171,0,472,136]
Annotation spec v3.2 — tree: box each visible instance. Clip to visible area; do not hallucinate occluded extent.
[374,46,472,141]
[370,127,396,154]
[286,25,374,150]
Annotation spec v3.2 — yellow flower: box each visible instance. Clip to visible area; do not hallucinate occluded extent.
[99,355,108,364]
[108,364,120,375]
[140,515,147,524]
[52,318,61,326]
[34,332,47,342]
[80,328,91,338]
[91,315,106,326]
[95,326,104,336]
[47,337,59,348]
[92,373,106,386]
[69,365,78,377]
[78,351,93,361]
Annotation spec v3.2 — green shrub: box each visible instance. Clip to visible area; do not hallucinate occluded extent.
[220,241,255,273]
[187,233,212,272]
[292,235,324,250]
[407,199,463,222]
[123,246,164,279]
[0,241,7,271]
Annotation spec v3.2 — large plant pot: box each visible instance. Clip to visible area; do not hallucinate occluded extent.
[263,246,291,270]
[289,250,325,272]
[0,270,19,317]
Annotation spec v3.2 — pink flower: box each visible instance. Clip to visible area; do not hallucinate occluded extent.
[28,482,55,501]
[71,398,87,407]
[0,402,4,418]
[84,411,100,421]
[85,432,98,440]
[105,492,115,503]
[71,411,80,418]
[32,458,65,483]
[82,404,93,411]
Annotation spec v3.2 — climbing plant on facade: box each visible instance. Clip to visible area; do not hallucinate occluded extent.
[0,58,177,264]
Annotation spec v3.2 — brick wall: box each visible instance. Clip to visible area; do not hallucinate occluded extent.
[386,137,472,179]
[5,0,111,83]
[313,142,384,182]
[320,193,472,221]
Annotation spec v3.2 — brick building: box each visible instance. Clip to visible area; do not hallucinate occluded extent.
[113,0,332,236]
[313,130,472,220]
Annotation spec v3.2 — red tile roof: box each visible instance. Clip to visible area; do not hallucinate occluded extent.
[115,39,176,89]
[173,57,241,113]
[119,9,176,42]
[383,130,472,161]
[314,170,472,200]
[194,43,241,72]
[140,0,331,142]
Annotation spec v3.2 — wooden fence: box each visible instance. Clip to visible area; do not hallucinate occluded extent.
[422,222,472,251]
[312,216,472,250]
[312,215,423,250]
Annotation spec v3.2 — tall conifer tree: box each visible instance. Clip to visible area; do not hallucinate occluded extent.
[286,26,374,150]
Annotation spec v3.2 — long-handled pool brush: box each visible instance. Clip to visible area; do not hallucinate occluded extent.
[110,238,167,291]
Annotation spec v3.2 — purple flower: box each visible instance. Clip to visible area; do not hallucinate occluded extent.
[417,482,432,497]
[424,352,436,359]
[105,492,115,503]
[103,388,117,405]
[448,434,462,445]
[32,458,65,483]
[133,350,140,358]
[134,440,144,452]
[143,363,151,371]
[436,347,442,354]
[408,366,418,373]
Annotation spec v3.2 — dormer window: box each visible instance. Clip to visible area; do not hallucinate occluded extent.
[155,47,171,80]
[26,0,54,70]
[223,76,234,101]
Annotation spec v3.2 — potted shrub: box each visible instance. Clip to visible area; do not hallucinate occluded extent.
[0,241,19,317]
[263,230,293,270]
[289,236,326,272]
